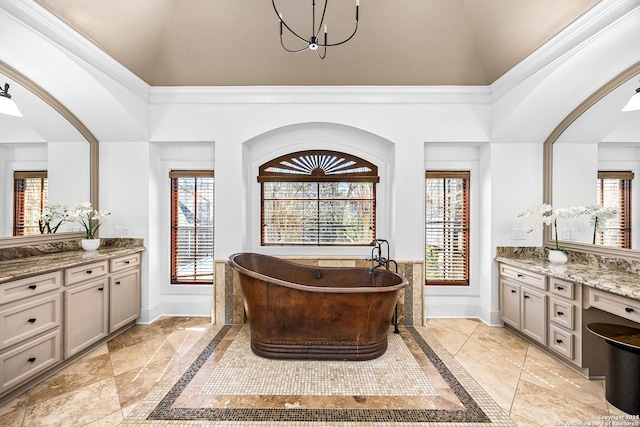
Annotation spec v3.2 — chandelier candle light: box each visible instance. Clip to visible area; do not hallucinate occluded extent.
[273,0,359,59]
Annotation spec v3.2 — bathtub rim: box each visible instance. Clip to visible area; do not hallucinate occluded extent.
[228,252,408,294]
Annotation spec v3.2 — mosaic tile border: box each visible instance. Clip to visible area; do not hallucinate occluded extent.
[139,325,501,424]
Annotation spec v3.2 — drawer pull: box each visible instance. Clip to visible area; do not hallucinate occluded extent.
[28,284,37,290]
[27,318,37,323]
[556,339,563,344]
[524,295,530,299]
[557,311,564,316]
[27,357,36,363]
[511,289,517,294]
[98,287,104,291]
[557,286,565,291]
[124,260,130,265]
[517,273,524,278]
[115,281,121,285]
[86,270,93,274]
[625,307,635,313]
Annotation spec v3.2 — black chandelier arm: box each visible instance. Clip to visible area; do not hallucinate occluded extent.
[273,0,308,45]
[314,0,328,38]
[317,21,358,47]
[280,36,309,54]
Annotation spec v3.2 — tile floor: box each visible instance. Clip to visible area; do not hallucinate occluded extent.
[0,317,635,426]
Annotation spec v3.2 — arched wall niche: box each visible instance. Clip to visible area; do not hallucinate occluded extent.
[242,122,395,256]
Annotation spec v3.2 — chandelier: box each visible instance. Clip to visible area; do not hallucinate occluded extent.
[0,83,22,117]
[272,0,359,59]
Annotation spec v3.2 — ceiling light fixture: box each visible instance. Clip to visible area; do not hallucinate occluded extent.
[0,83,22,117]
[273,0,359,59]
[622,82,640,112]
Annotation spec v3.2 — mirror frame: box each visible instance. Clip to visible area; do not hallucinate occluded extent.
[0,60,99,249]
[543,60,640,261]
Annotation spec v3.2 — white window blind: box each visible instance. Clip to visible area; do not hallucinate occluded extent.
[13,171,48,236]
[425,171,470,286]
[597,171,633,249]
[262,182,375,245]
[170,171,214,284]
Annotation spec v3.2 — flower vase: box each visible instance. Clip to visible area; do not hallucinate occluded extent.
[81,238,101,251]
[548,249,567,264]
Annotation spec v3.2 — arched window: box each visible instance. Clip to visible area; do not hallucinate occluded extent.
[258,150,379,246]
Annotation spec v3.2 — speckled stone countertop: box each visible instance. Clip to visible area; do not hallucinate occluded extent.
[496,247,640,302]
[0,239,145,284]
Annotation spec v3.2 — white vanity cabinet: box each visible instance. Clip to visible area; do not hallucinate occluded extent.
[0,272,62,394]
[499,264,548,345]
[64,261,109,358]
[0,247,143,403]
[108,254,141,332]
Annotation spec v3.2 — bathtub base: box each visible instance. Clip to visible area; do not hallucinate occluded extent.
[251,335,388,361]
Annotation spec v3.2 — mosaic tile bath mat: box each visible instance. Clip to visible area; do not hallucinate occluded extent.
[122,324,515,426]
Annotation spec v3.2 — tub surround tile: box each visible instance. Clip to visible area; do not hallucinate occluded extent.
[496,247,640,302]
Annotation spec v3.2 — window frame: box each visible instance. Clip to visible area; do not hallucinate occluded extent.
[13,171,48,236]
[425,170,470,286]
[170,170,215,285]
[597,170,633,249]
[258,150,379,247]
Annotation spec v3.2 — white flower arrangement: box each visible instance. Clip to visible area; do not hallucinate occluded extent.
[70,202,111,240]
[584,204,618,244]
[40,203,70,234]
[517,204,590,251]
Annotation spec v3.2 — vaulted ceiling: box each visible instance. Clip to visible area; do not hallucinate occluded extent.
[35,0,599,86]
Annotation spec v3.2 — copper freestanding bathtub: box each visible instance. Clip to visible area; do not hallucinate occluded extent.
[228,253,408,361]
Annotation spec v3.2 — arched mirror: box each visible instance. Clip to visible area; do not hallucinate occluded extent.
[0,61,98,248]
[544,61,640,260]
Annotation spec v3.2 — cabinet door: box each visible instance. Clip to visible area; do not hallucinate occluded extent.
[64,279,109,358]
[521,287,547,345]
[109,269,140,332]
[500,279,521,329]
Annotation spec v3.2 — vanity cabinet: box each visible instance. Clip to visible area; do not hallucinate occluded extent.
[0,248,142,402]
[0,272,63,394]
[108,254,141,332]
[499,264,547,345]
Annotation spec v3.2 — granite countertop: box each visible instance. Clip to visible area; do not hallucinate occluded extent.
[0,245,145,284]
[495,256,640,302]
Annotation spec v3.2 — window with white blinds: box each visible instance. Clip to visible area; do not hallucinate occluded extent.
[596,171,633,249]
[170,171,214,284]
[259,150,378,246]
[425,171,470,286]
[13,171,48,236]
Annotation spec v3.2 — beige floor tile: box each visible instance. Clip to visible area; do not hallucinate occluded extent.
[427,317,481,336]
[425,322,471,354]
[521,352,607,410]
[455,355,520,411]
[456,335,527,377]
[511,379,609,425]
[22,377,121,427]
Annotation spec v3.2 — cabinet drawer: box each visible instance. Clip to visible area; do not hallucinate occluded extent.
[499,264,547,290]
[549,297,574,330]
[586,288,640,324]
[548,324,574,360]
[0,272,61,305]
[0,328,61,393]
[64,261,108,286]
[110,253,140,273]
[0,292,61,350]
[549,278,575,300]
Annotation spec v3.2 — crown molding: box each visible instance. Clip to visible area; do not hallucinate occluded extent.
[149,85,492,106]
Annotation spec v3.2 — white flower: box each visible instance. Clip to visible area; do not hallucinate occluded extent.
[70,202,110,239]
